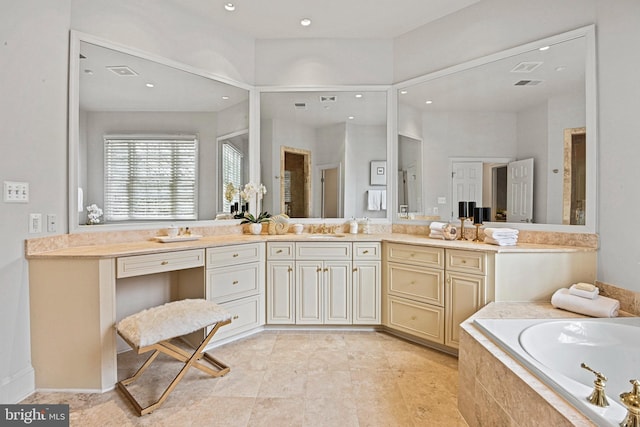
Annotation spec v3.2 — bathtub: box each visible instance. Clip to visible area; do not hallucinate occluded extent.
[474,317,640,426]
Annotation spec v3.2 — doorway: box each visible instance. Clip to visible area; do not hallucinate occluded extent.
[320,164,341,218]
[562,127,586,225]
[281,146,311,217]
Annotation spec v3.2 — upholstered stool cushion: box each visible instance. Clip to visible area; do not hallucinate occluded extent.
[117,299,231,348]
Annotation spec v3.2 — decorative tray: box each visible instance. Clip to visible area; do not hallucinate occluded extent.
[154,234,203,243]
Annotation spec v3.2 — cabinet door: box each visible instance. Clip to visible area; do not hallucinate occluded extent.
[267,261,295,324]
[296,261,323,324]
[353,261,381,324]
[445,272,485,348]
[324,261,352,324]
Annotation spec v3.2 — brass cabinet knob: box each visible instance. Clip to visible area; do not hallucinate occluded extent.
[232,280,239,285]
[233,315,239,320]
[353,267,358,272]
[411,316,417,321]
[317,267,322,272]
[161,261,169,265]
[233,253,239,257]
[288,267,293,272]
[324,268,328,272]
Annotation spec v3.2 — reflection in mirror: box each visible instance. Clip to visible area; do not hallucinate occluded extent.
[260,90,388,219]
[218,129,249,215]
[70,35,250,229]
[396,26,595,229]
[397,134,423,219]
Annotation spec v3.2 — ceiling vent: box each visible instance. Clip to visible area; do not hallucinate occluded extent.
[106,65,138,76]
[294,102,307,110]
[514,80,543,86]
[319,95,337,103]
[511,61,543,73]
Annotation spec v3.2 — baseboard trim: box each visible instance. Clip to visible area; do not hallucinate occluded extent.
[1,366,35,403]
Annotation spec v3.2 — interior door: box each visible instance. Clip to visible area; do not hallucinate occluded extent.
[451,162,483,219]
[507,158,534,223]
[321,166,340,218]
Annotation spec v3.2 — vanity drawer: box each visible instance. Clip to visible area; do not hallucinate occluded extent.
[117,249,204,278]
[207,243,264,268]
[446,249,486,275]
[267,242,295,260]
[207,262,261,303]
[387,262,444,306]
[353,242,381,260]
[385,243,444,268]
[296,242,352,260]
[210,294,264,343]
[387,295,445,344]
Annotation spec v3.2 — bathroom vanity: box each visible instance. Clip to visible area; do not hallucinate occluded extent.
[27,232,596,392]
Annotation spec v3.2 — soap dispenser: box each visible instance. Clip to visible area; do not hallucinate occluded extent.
[349,218,358,234]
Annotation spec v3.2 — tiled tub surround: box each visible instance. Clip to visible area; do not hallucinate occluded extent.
[458,301,640,427]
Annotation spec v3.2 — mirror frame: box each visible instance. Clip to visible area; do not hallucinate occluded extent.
[391,25,598,233]
[68,30,257,233]
[257,85,395,223]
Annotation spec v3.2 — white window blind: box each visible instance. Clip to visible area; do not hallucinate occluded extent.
[104,135,198,221]
[221,142,243,212]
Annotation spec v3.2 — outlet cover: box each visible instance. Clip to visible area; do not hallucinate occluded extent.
[29,213,42,233]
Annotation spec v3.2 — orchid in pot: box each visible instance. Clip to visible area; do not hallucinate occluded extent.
[239,182,270,234]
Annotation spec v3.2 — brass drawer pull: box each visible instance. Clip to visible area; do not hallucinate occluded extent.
[411,316,417,321]
[232,253,239,257]
[363,250,369,254]
[232,280,239,285]
[353,267,358,272]
[288,267,293,272]
[276,249,283,254]
[317,267,322,272]
[161,261,169,265]
[324,268,328,272]
[233,315,239,320]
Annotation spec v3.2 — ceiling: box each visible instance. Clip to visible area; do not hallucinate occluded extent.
[169,0,481,39]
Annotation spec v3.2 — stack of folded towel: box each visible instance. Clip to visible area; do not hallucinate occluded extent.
[429,222,457,240]
[551,283,620,318]
[484,227,519,246]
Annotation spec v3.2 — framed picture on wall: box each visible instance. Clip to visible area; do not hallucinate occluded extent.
[370,160,386,185]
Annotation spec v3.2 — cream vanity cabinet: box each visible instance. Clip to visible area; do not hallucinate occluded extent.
[444,249,489,348]
[383,241,597,351]
[204,243,265,342]
[266,241,381,325]
[383,243,446,344]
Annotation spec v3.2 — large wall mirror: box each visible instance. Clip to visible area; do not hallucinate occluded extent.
[68,32,251,231]
[395,25,597,232]
[260,89,389,220]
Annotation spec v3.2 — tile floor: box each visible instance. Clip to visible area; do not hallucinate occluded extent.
[22,331,467,426]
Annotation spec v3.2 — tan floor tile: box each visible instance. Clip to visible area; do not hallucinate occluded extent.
[22,331,467,426]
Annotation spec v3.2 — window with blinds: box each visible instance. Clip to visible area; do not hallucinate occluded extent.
[104,135,198,221]
[221,142,243,212]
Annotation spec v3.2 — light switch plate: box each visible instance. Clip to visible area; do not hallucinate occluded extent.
[4,181,29,203]
[29,213,42,233]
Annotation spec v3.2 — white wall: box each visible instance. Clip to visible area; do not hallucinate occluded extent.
[255,39,393,86]
[0,0,71,403]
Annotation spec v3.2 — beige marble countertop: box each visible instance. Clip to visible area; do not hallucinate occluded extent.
[26,232,596,259]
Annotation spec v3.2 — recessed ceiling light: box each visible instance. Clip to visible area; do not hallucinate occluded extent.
[348,116,355,120]
[222,95,230,100]
[224,3,235,12]
[425,100,433,105]
[539,45,550,51]
[300,18,312,27]
[555,66,567,72]
[355,94,363,99]
[145,83,154,88]
[399,90,408,95]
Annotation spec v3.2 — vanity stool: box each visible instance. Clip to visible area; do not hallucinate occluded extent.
[116,299,232,416]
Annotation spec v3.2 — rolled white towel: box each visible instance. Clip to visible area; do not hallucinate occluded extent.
[429,230,445,240]
[484,236,518,246]
[551,288,619,318]
[569,283,599,299]
[429,222,449,231]
[429,222,457,240]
